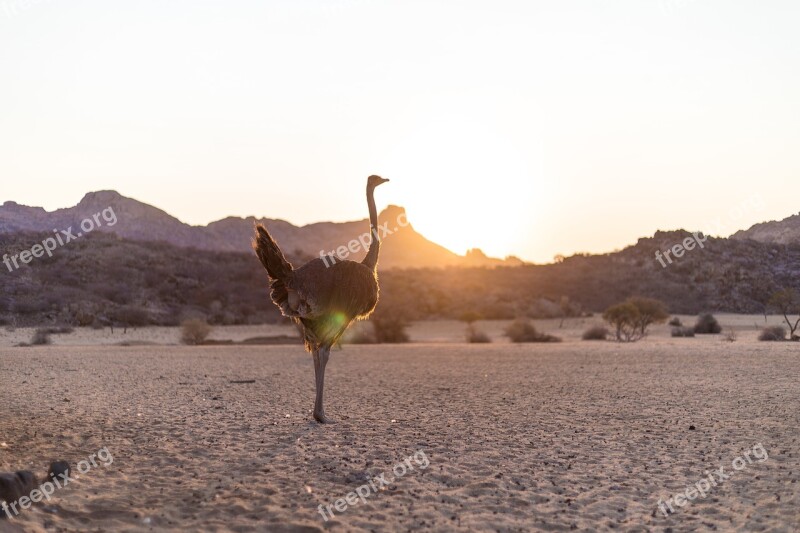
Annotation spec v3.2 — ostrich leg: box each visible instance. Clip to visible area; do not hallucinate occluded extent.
[313,345,332,423]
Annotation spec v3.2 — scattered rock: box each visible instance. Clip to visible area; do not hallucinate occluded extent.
[47,461,70,482]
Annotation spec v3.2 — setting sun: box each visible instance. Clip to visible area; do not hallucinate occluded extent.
[383,108,545,259]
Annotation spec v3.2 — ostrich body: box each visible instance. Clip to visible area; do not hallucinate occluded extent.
[253,175,390,423]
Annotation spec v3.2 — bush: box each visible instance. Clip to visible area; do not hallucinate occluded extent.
[466,324,491,343]
[505,318,561,343]
[671,326,696,338]
[668,317,683,327]
[181,319,212,345]
[582,326,609,341]
[603,302,641,342]
[603,297,668,342]
[759,326,786,342]
[371,316,410,344]
[31,329,52,345]
[694,313,722,334]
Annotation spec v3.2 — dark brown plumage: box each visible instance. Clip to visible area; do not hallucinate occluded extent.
[252,175,389,423]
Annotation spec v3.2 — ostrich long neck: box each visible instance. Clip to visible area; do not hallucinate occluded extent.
[362,185,380,270]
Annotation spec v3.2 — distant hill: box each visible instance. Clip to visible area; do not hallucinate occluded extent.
[1,227,797,328]
[732,212,800,245]
[0,191,519,269]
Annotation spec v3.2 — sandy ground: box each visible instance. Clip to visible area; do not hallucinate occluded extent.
[1,326,799,532]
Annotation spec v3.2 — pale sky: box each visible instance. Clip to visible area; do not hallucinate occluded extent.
[1,0,798,262]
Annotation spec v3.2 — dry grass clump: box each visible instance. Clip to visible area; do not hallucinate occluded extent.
[671,327,696,338]
[505,318,561,343]
[758,326,786,342]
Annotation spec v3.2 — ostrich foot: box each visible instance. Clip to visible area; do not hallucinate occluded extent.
[313,409,334,424]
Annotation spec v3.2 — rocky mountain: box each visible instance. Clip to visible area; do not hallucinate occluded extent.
[1,227,798,328]
[0,191,519,269]
[732,212,800,245]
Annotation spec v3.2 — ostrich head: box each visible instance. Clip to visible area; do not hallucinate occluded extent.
[367,175,390,189]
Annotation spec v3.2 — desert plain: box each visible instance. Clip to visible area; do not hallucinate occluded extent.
[1,317,798,532]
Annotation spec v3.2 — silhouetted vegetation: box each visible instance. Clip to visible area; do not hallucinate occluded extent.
[30,329,52,345]
[668,317,682,327]
[181,319,212,345]
[1,230,799,328]
[768,289,800,340]
[759,326,787,342]
[693,313,722,334]
[582,326,609,341]
[603,298,668,342]
[368,306,410,344]
[505,319,561,343]
[671,327,696,338]
[466,324,491,343]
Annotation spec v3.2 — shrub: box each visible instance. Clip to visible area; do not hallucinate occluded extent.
[694,313,722,334]
[668,317,683,327]
[466,324,491,343]
[758,326,786,342]
[603,298,668,342]
[671,326,696,338]
[603,302,641,342]
[31,329,52,345]
[628,297,669,337]
[505,318,561,343]
[181,319,212,345]
[582,326,609,341]
[371,316,410,344]
[723,329,737,342]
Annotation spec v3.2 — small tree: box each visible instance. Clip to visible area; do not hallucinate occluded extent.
[181,319,212,345]
[627,297,669,338]
[603,298,668,342]
[768,289,800,341]
[603,302,642,342]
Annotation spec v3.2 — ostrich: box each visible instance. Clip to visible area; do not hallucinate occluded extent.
[253,175,390,423]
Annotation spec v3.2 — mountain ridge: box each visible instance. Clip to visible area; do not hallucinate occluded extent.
[0,191,520,269]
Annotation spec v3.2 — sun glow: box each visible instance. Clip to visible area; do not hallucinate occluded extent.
[382,112,544,259]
